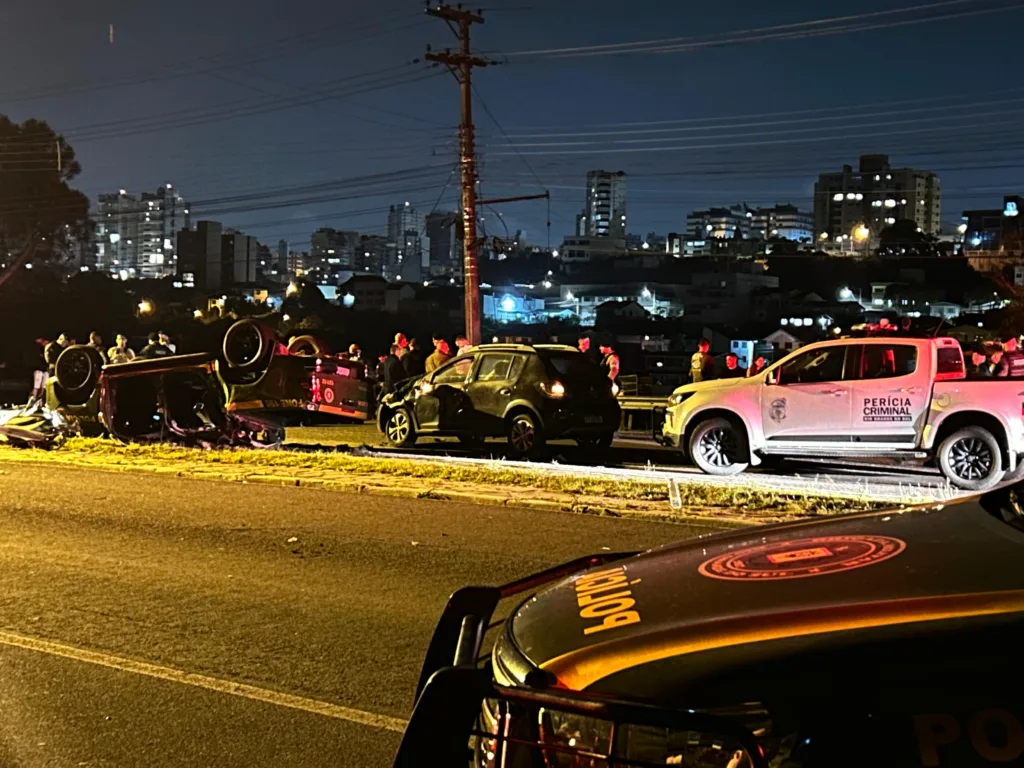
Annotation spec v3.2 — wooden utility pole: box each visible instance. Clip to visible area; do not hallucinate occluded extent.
[425,4,487,346]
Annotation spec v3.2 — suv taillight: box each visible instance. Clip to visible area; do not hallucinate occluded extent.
[538,381,566,399]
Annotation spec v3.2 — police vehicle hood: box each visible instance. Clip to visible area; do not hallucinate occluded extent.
[507,496,1024,691]
[670,375,755,398]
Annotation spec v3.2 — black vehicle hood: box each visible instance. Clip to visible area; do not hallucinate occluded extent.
[509,497,1024,690]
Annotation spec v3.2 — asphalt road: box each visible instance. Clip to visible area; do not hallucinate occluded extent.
[0,463,705,767]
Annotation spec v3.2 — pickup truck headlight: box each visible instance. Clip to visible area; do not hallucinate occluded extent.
[668,392,693,406]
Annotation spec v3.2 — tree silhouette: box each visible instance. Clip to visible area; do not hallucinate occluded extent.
[0,116,90,289]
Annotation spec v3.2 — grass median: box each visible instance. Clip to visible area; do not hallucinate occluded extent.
[0,438,891,526]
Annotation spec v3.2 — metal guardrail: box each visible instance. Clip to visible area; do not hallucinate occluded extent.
[616,394,665,433]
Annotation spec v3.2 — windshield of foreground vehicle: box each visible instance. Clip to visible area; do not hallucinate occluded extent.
[539,351,609,388]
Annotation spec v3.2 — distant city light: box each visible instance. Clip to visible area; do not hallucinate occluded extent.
[283,314,291,322]
[286,282,299,296]
[566,291,575,301]
[853,225,870,241]
[551,249,559,257]
[342,293,355,308]
[958,223,968,234]
[137,299,153,315]
[193,309,203,319]
[833,193,843,202]
[839,287,854,300]
[542,280,552,288]
[501,296,516,312]
[819,232,829,240]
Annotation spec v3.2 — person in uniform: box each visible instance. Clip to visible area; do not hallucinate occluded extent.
[690,338,713,383]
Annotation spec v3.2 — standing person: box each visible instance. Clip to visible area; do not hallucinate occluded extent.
[722,353,746,378]
[44,334,68,376]
[746,356,767,377]
[690,338,713,383]
[88,332,108,364]
[138,331,172,359]
[158,331,176,354]
[403,337,426,378]
[348,343,362,362]
[578,334,600,365]
[382,344,406,395]
[599,340,620,386]
[995,334,1024,378]
[107,334,136,365]
[394,332,409,358]
[425,334,452,373]
[26,337,49,408]
[455,334,471,355]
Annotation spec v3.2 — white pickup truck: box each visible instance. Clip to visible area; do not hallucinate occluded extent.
[661,335,1024,490]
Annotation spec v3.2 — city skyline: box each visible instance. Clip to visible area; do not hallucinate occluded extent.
[2,1,1023,250]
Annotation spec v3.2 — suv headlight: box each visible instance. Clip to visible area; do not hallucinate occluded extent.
[668,392,693,406]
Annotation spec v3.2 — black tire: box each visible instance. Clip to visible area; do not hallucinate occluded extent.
[688,417,749,476]
[287,335,329,357]
[54,345,103,405]
[938,426,1005,491]
[507,411,544,457]
[384,408,416,447]
[577,432,614,452]
[223,319,274,372]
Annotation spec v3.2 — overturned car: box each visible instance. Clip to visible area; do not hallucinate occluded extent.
[44,320,371,446]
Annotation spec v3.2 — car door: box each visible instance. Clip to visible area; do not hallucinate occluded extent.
[761,343,854,446]
[464,353,526,435]
[412,355,475,433]
[849,341,929,448]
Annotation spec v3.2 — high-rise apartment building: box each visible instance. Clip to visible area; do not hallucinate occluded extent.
[311,227,360,269]
[177,220,223,293]
[95,185,189,278]
[813,155,941,245]
[583,170,627,238]
[425,211,462,277]
[751,204,814,242]
[386,202,424,280]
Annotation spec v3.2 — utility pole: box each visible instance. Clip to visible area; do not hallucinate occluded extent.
[425,4,488,346]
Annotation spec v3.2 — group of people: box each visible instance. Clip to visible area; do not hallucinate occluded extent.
[689,338,767,383]
[27,330,179,408]
[375,332,474,396]
[966,334,1024,379]
[576,335,622,384]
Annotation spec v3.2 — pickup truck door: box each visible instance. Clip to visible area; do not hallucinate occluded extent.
[849,342,930,447]
[761,343,855,444]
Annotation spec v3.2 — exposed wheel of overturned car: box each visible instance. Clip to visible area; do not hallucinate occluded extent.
[384,408,417,447]
[286,335,330,357]
[54,345,104,406]
[222,319,275,373]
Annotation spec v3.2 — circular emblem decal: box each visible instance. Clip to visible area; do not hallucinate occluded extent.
[698,535,906,581]
[323,387,335,404]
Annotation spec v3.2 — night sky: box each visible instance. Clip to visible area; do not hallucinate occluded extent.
[2,0,1023,250]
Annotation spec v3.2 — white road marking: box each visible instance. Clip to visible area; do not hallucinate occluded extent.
[0,630,408,733]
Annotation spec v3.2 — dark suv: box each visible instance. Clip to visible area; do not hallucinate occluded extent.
[376,344,620,456]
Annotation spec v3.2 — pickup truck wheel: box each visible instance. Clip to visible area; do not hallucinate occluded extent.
[689,417,749,476]
[384,408,417,447]
[938,426,1005,491]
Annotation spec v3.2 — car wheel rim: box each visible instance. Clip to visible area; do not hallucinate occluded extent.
[510,419,534,452]
[698,427,737,467]
[949,437,993,481]
[387,412,409,443]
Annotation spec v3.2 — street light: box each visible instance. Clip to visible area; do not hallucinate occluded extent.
[286,282,299,296]
[853,224,870,242]
[137,299,153,315]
